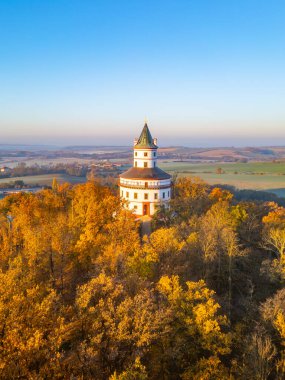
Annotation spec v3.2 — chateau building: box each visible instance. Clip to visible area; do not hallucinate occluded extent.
[119,123,172,216]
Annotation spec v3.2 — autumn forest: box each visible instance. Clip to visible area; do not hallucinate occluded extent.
[0,178,285,379]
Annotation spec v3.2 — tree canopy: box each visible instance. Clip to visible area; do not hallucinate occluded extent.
[0,178,284,379]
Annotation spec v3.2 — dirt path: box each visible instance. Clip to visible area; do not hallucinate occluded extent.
[140,215,152,237]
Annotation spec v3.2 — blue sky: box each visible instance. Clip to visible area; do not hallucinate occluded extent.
[0,0,284,146]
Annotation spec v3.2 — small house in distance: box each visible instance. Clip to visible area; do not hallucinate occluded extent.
[0,166,11,174]
[119,123,172,216]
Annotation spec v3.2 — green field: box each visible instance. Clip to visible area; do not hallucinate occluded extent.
[0,174,86,187]
[160,161,285,197]
[160,161,285,174]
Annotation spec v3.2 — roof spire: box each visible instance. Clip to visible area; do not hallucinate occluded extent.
[135,122,157,148]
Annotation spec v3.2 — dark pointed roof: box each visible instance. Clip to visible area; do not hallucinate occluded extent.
[120,167,171,180]
[135,123,157,149]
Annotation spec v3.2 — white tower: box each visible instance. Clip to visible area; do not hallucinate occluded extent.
[119,123,172,216]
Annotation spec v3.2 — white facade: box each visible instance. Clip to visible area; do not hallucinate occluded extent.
[119,123,172,216]
[120,185,171,216]
[133,148,157,168]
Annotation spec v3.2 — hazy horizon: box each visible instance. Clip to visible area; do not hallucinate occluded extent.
[1,134,285,149]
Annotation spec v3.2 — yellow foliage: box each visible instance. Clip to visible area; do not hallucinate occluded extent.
[157,275,183,302]
[230,204,248,226]
[158,276,231,358]
[274,311,285,344]
[263,207,285,227]
[109,357,148,380]
[0,180,277,377]
[209,187,233,202]
[182,356,230,380]
[175,176,209,199]
[143,227,185,263]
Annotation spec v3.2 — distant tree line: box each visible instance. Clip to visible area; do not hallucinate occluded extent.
[0,180,27,189]
[0,162,88,178]
[216,184,285,207]
[0,162,126,182]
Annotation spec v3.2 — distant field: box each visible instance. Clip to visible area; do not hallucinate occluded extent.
[160,161,285,174]
[160,161,285,197]
[0,174,86,186]
[1,162,285,198]
[1,157,96,168]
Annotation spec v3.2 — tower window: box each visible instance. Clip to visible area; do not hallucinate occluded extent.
[145,182,148,188]
[154,193,158,199]
[153,152,156,157]
[135,152,137,156]
[135,161,138,167]
[144,193,148,200]
[163,192,165,199]
[144,162,147,168]
[134,192,138,199]
[126,192,129,198]
[144,152,148,157]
